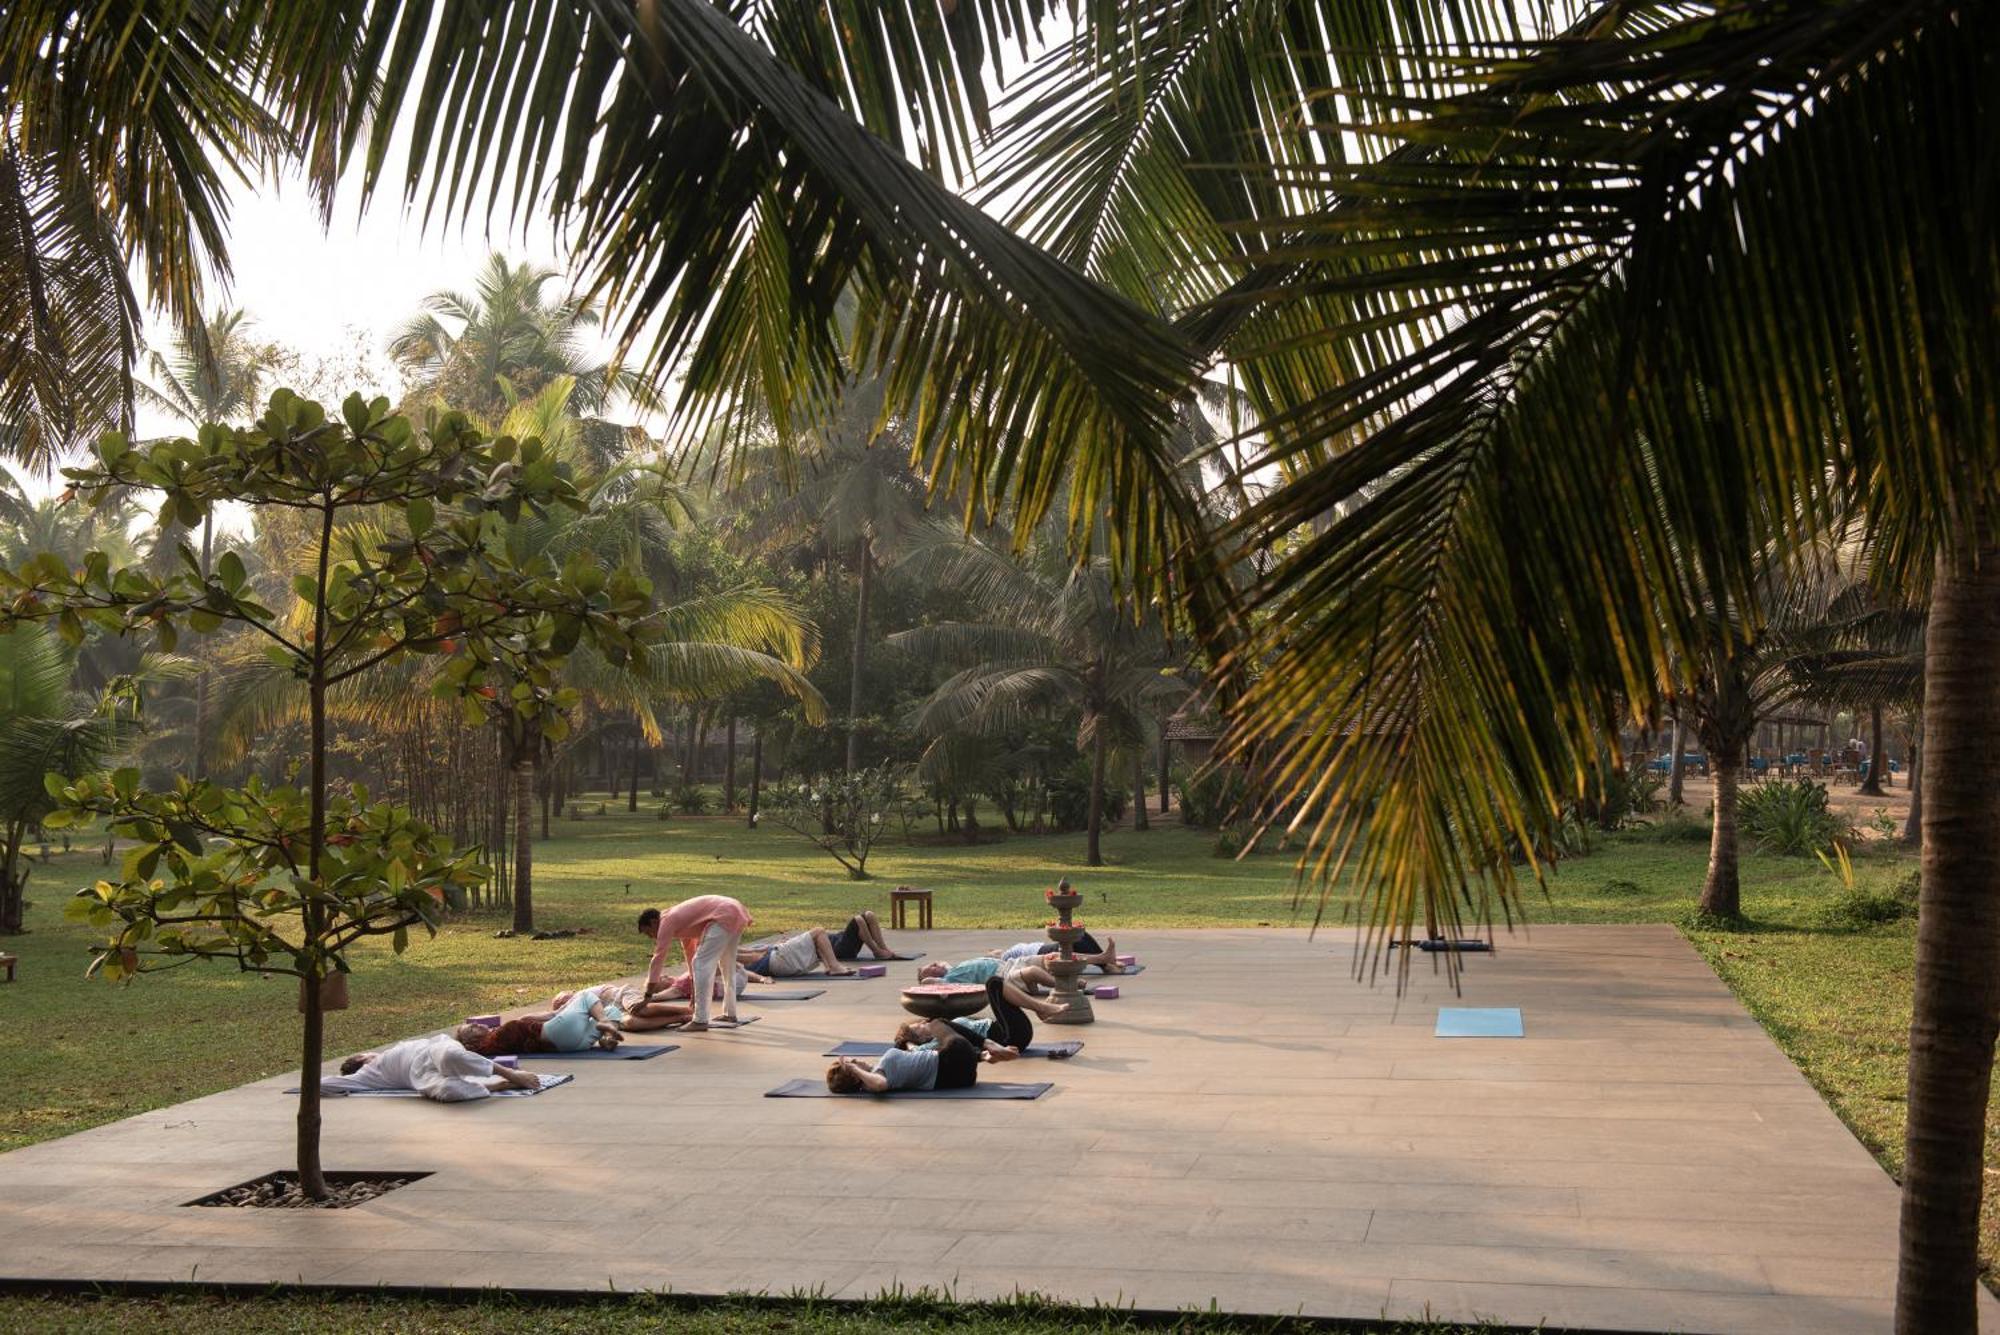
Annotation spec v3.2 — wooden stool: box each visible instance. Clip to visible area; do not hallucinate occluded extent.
[889,886,933,930]
[0,952,15,983]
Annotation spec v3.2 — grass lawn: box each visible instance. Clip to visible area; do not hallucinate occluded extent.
[0,1291,1495,1334]
[1,802,1993,1306]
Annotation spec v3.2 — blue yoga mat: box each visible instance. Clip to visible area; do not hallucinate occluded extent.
[765,1078,1052,1100]
[520,1043,677,1061]
[1435,1007,1524,1038]
[823,1040,1082,1060]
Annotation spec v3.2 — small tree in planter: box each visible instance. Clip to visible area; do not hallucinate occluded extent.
[5,390,655,1202]
[761,766,903,879]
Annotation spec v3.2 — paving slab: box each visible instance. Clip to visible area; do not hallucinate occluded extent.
[0,924,1991,1333]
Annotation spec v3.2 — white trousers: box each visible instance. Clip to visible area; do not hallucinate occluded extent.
[689,920,743,1024]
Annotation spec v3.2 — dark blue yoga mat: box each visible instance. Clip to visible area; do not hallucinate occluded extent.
[520,1043,677,1061]
[823,1040,1081,1060]
[765,1078,1052,1100]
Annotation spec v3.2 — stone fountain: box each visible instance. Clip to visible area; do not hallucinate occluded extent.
[1042,877,1093,1025]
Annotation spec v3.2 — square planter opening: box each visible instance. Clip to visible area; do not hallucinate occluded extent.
[184,1169,432,1210]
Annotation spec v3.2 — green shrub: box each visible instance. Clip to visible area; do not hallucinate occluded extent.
[1825,871,1919,927]
[1600,878,1645,895]
[1178,768,1250,829]
[1046,766,1127,833]
[1738,779,1848,855]
[672,784,710,816]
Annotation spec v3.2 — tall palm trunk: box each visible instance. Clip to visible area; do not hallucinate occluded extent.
[723,714,738,811]
[1698,738,1744,918]
[1157,720,1172,813]
[1086,725,1107,867]
[1131,750,1149,831]
[511,753,535,934]
[1903,726,1923,847]
[193,515,213,779]
[1895,539,2000,1335]
[627,728,640,812]
[846,535,872,774]
[1860,703,1887,795]
[747,733,762,828]
[1668,717,1686,806]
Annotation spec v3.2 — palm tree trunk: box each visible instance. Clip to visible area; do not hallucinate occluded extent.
[1157,722,1172,813]
[1895,540,2000,1335]
[193,515,213,779]
[1132,750,1149,831]
[1668,717,1686,806]
[1904,726,1923,847]
[724,714,738,811]
[1698,738,1744,918]
[747,733,762,829]
[627,728,640,812]
[511,753,535,935]
[1860,703,1887,795]
[847,536,872,774]
[1086,726,1107,867]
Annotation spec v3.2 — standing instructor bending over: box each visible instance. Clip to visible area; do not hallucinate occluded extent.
[639,895,752,1031]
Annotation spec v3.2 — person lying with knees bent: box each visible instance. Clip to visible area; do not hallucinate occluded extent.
[739,911,908,977]
[983,933,1124,972]
[827,1025,993,1094]
[455,985,625,1056]
[324,1034,543,1101]
[917,955,1074,995]
[891,974,1056,1056]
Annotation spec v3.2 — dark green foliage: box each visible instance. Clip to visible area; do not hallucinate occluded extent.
[1177,768,1250,830]
[1047,766,1126,834]
[1739,781,1849,856]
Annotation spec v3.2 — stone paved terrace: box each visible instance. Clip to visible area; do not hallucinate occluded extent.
[2,925,1992,1333]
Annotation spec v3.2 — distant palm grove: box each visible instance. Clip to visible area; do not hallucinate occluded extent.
[1,4,1994,1333]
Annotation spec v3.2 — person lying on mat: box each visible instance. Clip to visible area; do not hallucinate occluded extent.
[739,911,910,977]
[826,1027,996,1094]
[982,934,1124,972]
[324,1034,542,1101]
[894,1015,1023,1064]
[533,982,690,1033]
[457,989,625,1056]
[892,973,1060,1054]
[917,956,1065,992]
[638,895,752,1031]
[657,963,754,999]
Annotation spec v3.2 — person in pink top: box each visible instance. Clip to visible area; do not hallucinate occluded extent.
[637,895,752,1030]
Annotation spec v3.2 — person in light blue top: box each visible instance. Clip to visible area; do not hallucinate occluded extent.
[535,987,625,1051]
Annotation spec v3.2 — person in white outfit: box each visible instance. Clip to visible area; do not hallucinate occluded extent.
[321,1034,543,1101]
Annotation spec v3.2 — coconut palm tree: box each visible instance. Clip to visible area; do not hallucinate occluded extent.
[891,537,1191,866]
[389,253,664,430]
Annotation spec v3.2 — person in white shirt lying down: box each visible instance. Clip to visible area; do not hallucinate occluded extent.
[321,1034,544,1101]
[982,933,1125,972]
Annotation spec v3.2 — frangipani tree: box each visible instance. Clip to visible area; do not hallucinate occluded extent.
[4,389,656,1200]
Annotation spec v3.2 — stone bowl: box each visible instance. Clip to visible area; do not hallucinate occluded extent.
[899,983,990,1020]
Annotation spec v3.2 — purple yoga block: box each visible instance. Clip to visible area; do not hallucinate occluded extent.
[492,1055,519,1068]
[856,964,888,978]
[1093,985,1120,1000]
[467,1013,501,1027]
[1116,955,1136,966]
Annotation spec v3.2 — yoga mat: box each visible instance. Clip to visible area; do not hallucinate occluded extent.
[1435,1007,1523,1038]
[519,1043,678,1061]
[1085,962,1144,975]
[684,1015,760,1029]
[765,1078,1053,1100]
[298,1074,575,1098]
[822,1040,1082,1060]
[745,989,825,1002]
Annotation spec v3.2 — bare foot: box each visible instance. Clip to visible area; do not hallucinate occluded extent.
[988,1046,1021,1062]
[1100,938,1124,973]
[678,1021,709,1032]
[828,967,858,977]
